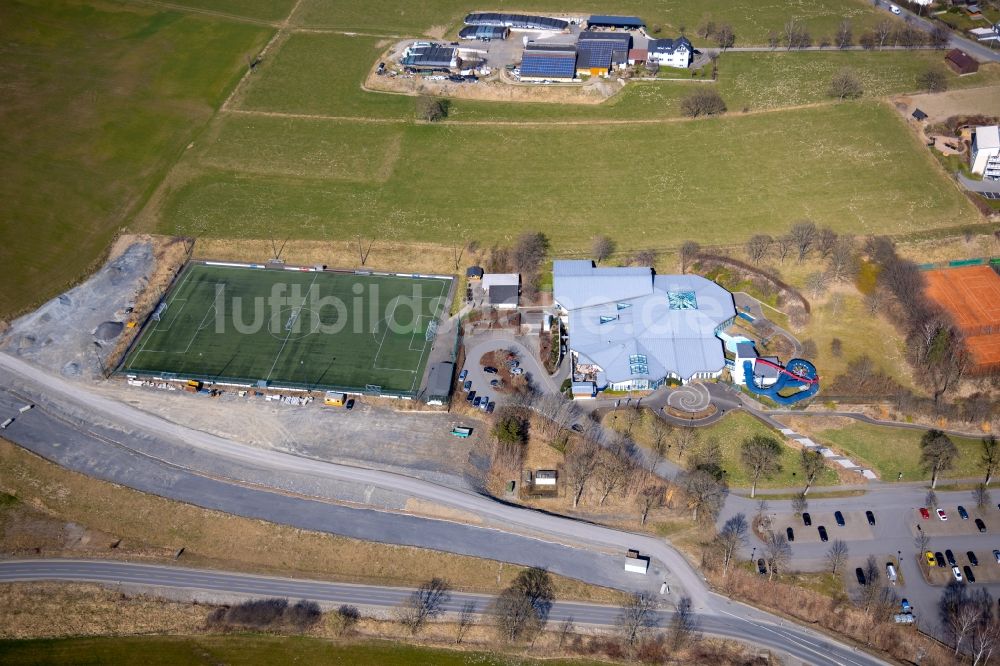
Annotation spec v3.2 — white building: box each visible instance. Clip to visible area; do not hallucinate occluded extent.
[481,273,520,309]
[553,260,736,391]
[646,36,693,68]
[971,125,1000,180]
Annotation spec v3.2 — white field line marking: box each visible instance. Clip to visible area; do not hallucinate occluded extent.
[371,297,398,370]
[181,301,219,355]
[409,280,447,390]
[264,272,319,382]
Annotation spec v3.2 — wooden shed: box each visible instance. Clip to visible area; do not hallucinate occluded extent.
[945,49,979,75]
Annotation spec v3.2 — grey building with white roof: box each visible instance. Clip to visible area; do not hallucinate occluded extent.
[553,260,736,391]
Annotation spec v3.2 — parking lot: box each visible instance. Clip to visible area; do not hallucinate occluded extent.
[774,509,876,545]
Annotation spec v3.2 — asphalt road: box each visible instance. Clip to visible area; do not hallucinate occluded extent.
[0,352,892,664]
[878,0,1000,63]
[0,559,886,666]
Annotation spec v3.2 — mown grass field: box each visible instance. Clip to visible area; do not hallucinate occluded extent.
[159,101,979,251]
[607,410,839,489]
[810,422,985,482]
[287,0,895,46]
[233,31,1000,123]
[0,0,272,319]
[0,636,610,666]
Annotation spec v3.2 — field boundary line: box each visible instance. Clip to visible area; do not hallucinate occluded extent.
[223,108,408,124]
[371,297,397,370]
[181,300,219,355]
[128,267,198,361]
[264,271,319,382]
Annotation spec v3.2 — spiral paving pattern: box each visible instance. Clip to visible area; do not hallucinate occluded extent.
[666,382,711,413]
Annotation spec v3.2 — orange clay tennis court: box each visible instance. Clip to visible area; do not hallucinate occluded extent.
[923,265,1000,369]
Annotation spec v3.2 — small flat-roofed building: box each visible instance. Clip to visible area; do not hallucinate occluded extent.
[482,273,520,309]
[425,361,456,405]
[587,15,645,29]
[571,380,596,399]
[971,125,1000,179]
[465,12,568,32]
[466,266,484,281]
[945,48,979,75]
[576,31,631,76]
[912,108,928,121]
[521,43,577,81]
[647,36,693,68]
[534,469,558,486]
[459,25,509,40]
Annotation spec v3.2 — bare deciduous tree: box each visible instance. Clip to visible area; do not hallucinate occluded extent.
[800,448,826,496]
[565,437,600,507]
[984,435,1000,485]
[921,429,958,489]
[616,591,659,650]
[679,240,701,272]
[827,238,858,283]
[859,555,883,613]
[674,426,698,460]
[335,604,361,636]
[679,91,727,118]
[717,513,749,575]
[591,235,616,264]
[805,271,829,300]
[828,68,863,100]
[637,482,666,525]
[740,434,783,498]
[682,469,728,522]
[764,532,792,581]
[669,597,700,650]
[974,483,991,511]
[716,23,736,50]
[784,19,812,49]
[745,234,773,265]
[455,601,476,643]
[416,95,449,121]
[398,578,451,634]
[925,489,939,511]
[835,19,853,48]
[789,221,818,262]
[647,416,673,471]
[917,67,948,93]
[826,539,849,574]
[775,235,793,264]
[874,20,892,49]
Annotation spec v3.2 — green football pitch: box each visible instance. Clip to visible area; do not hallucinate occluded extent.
[121,263,452,394]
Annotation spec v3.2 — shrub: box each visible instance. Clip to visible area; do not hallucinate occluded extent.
[679,90,727,118]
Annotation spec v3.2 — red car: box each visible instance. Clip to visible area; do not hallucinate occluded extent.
[919,507,930,519]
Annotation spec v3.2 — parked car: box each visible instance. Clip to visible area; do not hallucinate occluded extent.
[757,558,767,575]
[901,598,912,613]
[953,566,964,582]
[571,424,584,432]
[866,510,876,526]
[511,367,525,375]
[479,396,489,411]
[966,566,976,583]
[835,511,846,527]
[786,527,795,542]
[935,552,946,568]
[473,396,482,408]
[484,366,498,374]
[490,379,500,388]
[969,551,979,566]
[994,549,1000,564]
[459,369,468,381]
[938,509,948,521]
[946,550,957,566]
[466,390,476,402]
[463,380,472,392]
[977,518,987,533]
[855,568,867,586]
[958,506,970,520]
[802,512,812,526]
[925,551,937,567]
[818,526,828,542]
[345,398,355,410]
[486,401,495,414]
[920,507,930,519]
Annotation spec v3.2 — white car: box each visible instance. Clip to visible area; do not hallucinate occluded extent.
[937,509,948,521]
[890,4,902,15]
[511,367,524,375]
[953,566,963,582]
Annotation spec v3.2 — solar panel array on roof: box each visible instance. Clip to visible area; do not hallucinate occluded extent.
[587,15,645,28]
[576,32,631,70]
[521,50,576,79]
[458,25,509,40]
[465,12,568,31]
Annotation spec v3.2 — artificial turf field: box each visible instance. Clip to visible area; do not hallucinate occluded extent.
[121,263,451,394]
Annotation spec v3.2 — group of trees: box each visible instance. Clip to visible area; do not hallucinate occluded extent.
[679,90,727,118]
[745,222,858,292]
[206,598,322,631]
[864,236,969,408]
[485,231,550,301]
[921,429,998,490]
[696,19,736,50]
[939,581,1000,663]
[764,17,950,51]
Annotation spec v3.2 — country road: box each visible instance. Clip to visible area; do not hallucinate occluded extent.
[0,351,891,664]
[0,560,885,666]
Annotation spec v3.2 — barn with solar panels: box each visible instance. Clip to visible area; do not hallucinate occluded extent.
[459,25,509,41]
[587,15,644,30]
[576,31,632,76]
[464,12,568,32]
[520,43,577,81]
